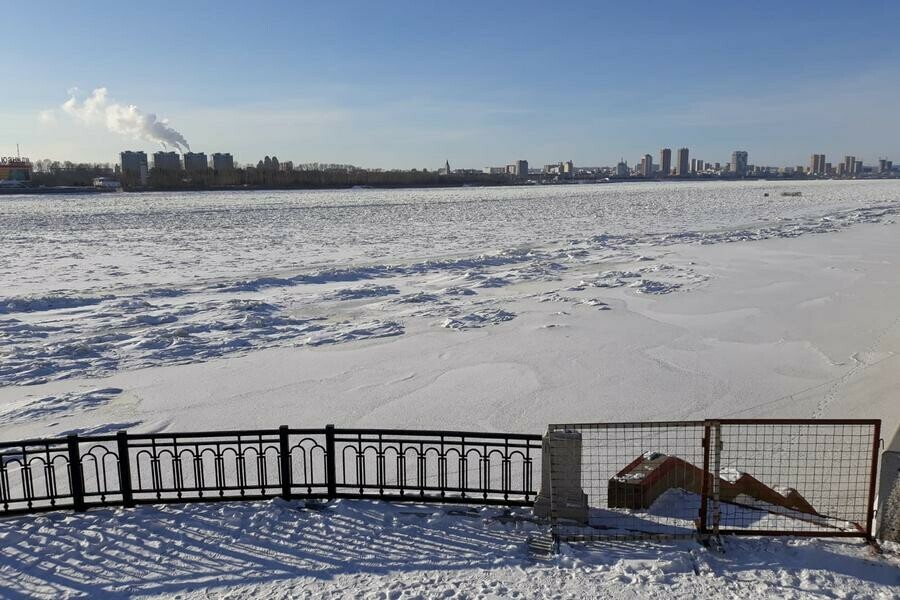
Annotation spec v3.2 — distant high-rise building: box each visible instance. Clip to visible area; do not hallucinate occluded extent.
[152,151,180,171]
[854,160,863,175]
[731,150,748,177]
[211,153,234,171]
[824,162,832,175]
[563,160,574,175]
[843,155,856,175]
[675,148,690,176]
[120,151,148,185]
[183,152,208,172]
[659,148,672,176]
[640,154,653,177]
[879,158,893,173]
[615,158,629,178]
[809,154,826,176]
[508,160,528,176]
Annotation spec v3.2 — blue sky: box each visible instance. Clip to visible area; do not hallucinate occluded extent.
[4,0,899,168]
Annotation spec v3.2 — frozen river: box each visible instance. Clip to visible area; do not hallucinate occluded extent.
[3,179,899,296]
[1,179,899,441]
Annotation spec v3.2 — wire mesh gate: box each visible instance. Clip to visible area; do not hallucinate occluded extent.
[546,419,880,543]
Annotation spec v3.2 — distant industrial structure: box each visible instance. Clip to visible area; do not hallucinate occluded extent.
[0,156,33,182]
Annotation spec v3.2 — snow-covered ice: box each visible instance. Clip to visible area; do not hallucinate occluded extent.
[2,180,900,598]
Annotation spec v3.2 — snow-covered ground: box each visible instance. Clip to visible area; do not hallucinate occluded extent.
[1,498,897,599]
[2,180,900,598]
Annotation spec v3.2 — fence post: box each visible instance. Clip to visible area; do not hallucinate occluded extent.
[325,424,337,499]
[865,420,881,540]
[67,435,86,512]
[116,431,134,508]
[699,423,711,535]
[709,421,722,537]
[278,425,292,500]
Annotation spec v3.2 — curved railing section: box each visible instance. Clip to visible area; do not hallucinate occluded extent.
[0,425,542,517]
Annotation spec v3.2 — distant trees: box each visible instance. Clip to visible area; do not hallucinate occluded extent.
[31,158,513,191]
[30,160,114,187]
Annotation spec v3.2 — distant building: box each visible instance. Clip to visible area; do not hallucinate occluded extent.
[153,151,181,171]
[615,158,629,178]
[0,156,33,182]
[879,158,893,173]
[659,148,672,176]
[675,148,690,176]
[506,160,528,176]
[563,160,574,175]
[843,155,857,175]
[731,150,748,177]
[483,166,507,175]
[640,154,653,177]
[809,154,826,176]
[211,153,234,171]
[120,151,148,185]
[516,160,528,176]
[183,152,208,172]
[854,160,863,175]
[439,160,451,175]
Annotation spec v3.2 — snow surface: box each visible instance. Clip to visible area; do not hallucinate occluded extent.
[2,180,899,439]
[0,499,897,599]
[3,180,900,598]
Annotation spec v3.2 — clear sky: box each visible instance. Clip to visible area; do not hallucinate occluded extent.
[3,0,899,169]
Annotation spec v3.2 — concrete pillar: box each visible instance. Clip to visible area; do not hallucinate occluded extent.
[877,451,900,542]
[533,430,589,524]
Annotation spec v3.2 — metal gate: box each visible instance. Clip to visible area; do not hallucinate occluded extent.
[546,419,880,543]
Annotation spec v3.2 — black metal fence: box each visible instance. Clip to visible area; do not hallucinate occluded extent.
[0,425,542,517]
[546,419,881,543]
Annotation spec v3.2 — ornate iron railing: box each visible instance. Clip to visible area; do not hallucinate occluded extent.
[0,425,541,516]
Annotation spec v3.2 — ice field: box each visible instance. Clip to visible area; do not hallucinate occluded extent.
[1,180,900,598]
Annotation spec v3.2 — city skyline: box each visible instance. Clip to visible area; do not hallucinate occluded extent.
[4,1,900,168]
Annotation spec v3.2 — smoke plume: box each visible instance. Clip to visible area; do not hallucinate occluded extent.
[61,88,191,152]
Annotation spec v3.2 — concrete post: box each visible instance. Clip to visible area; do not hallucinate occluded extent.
[533,429,589,524]
[876,451,900,542]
